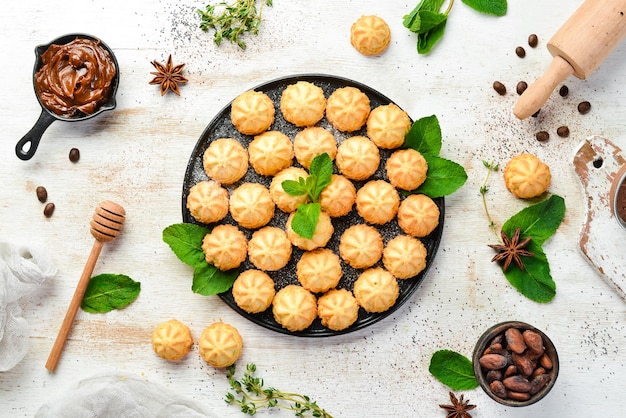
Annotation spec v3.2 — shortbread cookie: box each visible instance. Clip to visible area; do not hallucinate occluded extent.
[230,90,275,135]
[293,127,337,169]
[504,153,552,199]
[198,322,243,368]
[296,248,343,293]
[339,224,383,269]
[383,235,427,279]
[248,226,292,271]
[286,210,334,251]
[317,289,359,331]
[186,180,229,224]
[280,81,326,127]
[366,103,411,149]
[248,130,294,176]
[229,182,275,229]
[397,194,440,238]
[202,224,248,270]
[386,148,428,191]
[203,138,249,185]
[319,174,356,217]
[326,86,371,132]
[353,267,399,313]
[152,319,193,361]
[270,167,310,213]
[232,269,276,313]
[335,136,380,181]
[272,285,318,332]
[355,180,400,225]
[350,15,391,56]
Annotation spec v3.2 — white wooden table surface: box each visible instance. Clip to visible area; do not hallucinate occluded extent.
[1,1,625,417]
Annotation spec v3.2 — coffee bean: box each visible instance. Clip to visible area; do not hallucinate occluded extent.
[44,203,55,218]
[535,131,550,142]
[493,81,506,95]
[578,101,591,114]
[528,34,538,48]
[69,148,80,163]
[559,85,569,97]
[556,126,570,138]
[515,46,526,58]
[516,81,528,95]
[36,186,48,203]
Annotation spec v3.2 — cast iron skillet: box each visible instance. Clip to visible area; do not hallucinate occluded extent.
[15,33,119,161]
[182,74,445,337]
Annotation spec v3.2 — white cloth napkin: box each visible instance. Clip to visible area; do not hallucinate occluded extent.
[0,241,56,371]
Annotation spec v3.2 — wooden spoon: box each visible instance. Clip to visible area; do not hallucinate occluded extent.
[45,201,126,371]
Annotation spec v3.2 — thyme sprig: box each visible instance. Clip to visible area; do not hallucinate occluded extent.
[480,160,499,235]
[226,363,333,417]
[198,0,273,49]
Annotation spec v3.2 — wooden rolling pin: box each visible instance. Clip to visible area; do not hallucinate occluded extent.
[514,0,626,119]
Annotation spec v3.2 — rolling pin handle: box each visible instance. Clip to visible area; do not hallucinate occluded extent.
[513,55,575,120]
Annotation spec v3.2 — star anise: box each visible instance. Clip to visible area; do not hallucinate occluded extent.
[149,55,188,96]
[488,227,534,271]
[439,391,476,418]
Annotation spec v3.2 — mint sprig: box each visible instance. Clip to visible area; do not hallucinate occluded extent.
[282,153,333,239]
[404,0,507,54]
[404,115,467,198]
[81,274,141,313]
[429,350,478,391]
[163,223,238,295]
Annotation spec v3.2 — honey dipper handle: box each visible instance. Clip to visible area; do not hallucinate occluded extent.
[45,240,104,371]
[513,55,574,120]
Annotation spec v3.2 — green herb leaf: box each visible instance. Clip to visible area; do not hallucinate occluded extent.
[404,115,442,156]
[163,223,210,267]
[81,274,141,313]
[417,13,448,54]
[291,203,321,240]
[429,350,478,391]
[308,153,333,200]
[498,195,565,302]
[416,155,468,198]
[462,0,508,16]
[281,179,307,197]
[192,262,239,295]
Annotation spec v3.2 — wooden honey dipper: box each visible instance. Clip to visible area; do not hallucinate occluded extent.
[514,0,626,119]
[45,201,126,371]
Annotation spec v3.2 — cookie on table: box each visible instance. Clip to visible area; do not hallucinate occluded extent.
[202,138,248,185]
[386,148,428,191]
[296,248,343,294]
[397,194,440,238]
[198,322,243,368]
[202,224,248,271]
[339,224,383,269]
[248,226,292,271]
[151,319,193,361]
[366,103,411,149]
[319,174,356,218]
[293,127,337,169]
[232,269,276,313]
[270,167,310,213]
[353,267,399,313]
[355,180,400,225]
[272,285,318,332]
[229,182,275,230]
[504,153,552,199]
[326,86,371,132]
[383,235,427,279]
[317,289,359,331]
[280,81,326,127]
[248,130,294,176]
[335,136,380,181]
[286,210,334,251]
[186,180,229,224]
[230,90,275,135]
[350,15,391,56]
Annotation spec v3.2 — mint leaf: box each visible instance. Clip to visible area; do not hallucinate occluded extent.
[291,203,321,239]
[405,115,442,156]
[192,262,239,295]
[281,179,307,197]
[417,16,447,54]
[462,0,507,16]
[81,274,141,313]
[415,155,468,198]
[163,223,210,267]
[308,153,333,200]
[497,195,565,303]
[429,350,478,390]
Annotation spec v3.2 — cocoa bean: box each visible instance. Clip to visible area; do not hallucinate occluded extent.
[505,328,527,354]
[523,330,544,354]
[490,333,503,346]
[532,367,546,378]
[512,353,535,377]
[479,353,508,370]
[508,391,531,401]
[540,353,553,369]
[503,375,531,393]
[484,343,503,355]
[490,380,507,399]
[530,374,551,395]
[486,370,502,383]
[504,365,517,378]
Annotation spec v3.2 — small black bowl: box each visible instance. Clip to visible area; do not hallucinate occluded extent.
[15,33,119,160]
[472,321,559,407]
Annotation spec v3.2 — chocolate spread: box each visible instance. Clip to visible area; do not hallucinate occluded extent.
[34,37,116,117]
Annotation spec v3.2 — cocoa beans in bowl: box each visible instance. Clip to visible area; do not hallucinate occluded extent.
[472,321,559,407]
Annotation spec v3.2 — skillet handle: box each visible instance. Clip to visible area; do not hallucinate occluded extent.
[15,110,56,160]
